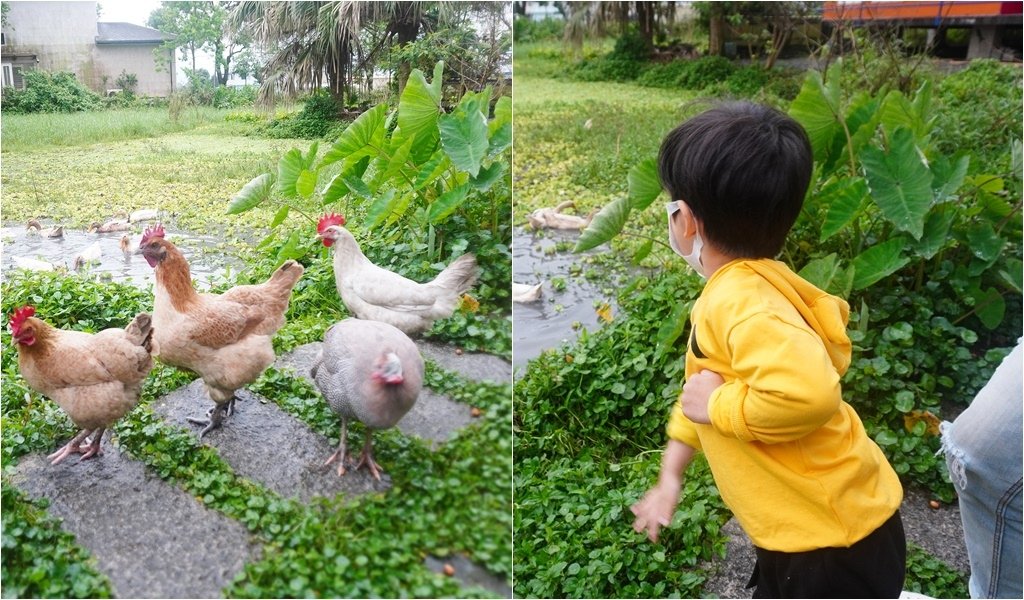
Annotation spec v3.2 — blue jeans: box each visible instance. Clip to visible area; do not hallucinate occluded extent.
[942,340,1023,599]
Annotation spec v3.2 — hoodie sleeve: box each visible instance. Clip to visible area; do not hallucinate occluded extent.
[666,397,703,450]
[706,312,843,444]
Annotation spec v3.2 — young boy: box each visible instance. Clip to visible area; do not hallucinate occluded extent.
[630,102,906,598]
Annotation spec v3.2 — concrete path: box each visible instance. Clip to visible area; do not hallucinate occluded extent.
[151,382,386,502]
[9,340,514,599]
[701,486,969,598]
[11,447,259,599]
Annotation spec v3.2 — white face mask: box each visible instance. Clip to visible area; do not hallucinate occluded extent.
[666,201,705,278]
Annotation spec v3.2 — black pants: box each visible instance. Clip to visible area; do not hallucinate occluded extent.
[747,510,906,599]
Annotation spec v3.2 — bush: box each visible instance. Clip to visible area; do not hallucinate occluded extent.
[260,89,342,139]
[635,61,693,88]
[513,16,564,43]
[212,85,257,109]
[573,57,648,82]
[676,55,735,89]
[634,56,737,90]
[1,70,103,114]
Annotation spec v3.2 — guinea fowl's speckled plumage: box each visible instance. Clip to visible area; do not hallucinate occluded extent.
[312,319,424,431]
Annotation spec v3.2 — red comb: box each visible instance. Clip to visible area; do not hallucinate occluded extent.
[141,223,166,245]
[9,305,35,331]
[317,213,346,234]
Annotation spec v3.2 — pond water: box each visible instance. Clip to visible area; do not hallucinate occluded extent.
[512,226,619,375]
[1,222,239,290]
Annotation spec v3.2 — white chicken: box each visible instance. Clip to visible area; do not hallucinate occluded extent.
[314,213,479,335]
[311,318,423,480]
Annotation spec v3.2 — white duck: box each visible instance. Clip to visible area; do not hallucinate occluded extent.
[89,220,131,233]
[526,200,596,230]
[314,213,479,336]
[128,209,160,223]
[12,256,58,272]
[512,282,544,303]
[73,242,102,272]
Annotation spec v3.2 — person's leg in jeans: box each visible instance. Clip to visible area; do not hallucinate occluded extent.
[943,340,1023,599]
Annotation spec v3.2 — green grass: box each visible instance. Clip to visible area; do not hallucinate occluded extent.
[0,106,253,152]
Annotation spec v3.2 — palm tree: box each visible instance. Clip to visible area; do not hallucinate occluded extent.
[228,1,433,105]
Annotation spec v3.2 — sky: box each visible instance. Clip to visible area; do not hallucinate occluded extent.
[97,0,216,83]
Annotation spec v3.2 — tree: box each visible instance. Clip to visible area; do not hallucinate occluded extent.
[228,2,481,104]
[148,1,221,75]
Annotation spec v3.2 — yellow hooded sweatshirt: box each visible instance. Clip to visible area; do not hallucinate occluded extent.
[667,258,903,552]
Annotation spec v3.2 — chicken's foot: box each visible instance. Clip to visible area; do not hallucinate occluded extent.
[352,431,383,481]
[78,428,106,460]
[186,402,228,438]
[47,429,95,465]
[323,419,349,477]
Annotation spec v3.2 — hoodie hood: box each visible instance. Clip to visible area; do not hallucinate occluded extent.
[743,260,852,375]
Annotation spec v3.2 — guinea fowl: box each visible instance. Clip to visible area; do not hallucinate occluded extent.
[315,213,479,335]
[138,224,304,436]
[311,318,424,480]
[9,306,155,464]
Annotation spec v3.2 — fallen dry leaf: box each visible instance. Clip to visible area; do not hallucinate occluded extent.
[903,409,941,436]
[596,302,613,323]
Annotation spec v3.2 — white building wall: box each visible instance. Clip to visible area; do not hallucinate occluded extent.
[3,1,99,83]
[95,45,174,96]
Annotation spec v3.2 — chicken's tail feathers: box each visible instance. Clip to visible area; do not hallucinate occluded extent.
[267,259,305,291]
[430,253,479,295]
[125,312,156,353]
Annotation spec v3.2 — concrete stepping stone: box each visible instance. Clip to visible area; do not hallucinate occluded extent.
[152,381,386,503]
[418,339,513,385]
[11,447,258,599]
[274,342,484,446]
[425,554,513,598]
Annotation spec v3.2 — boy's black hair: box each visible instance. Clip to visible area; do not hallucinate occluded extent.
[658,101,813,259]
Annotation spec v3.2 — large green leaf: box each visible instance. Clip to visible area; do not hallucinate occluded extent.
[844,93,882,162]
[965,221,1006,262]
[227,173,274,214]
[799,254,840,292]
[364,189,399,229]
[968,286,1006,330]
[998,258,1023,294]
[656,300,693,356]
[912,209,954,260]
[930,154,970,203]
[414,151,450,190]
[378,134,416,188]
[861,127,933,240]
[469,162,505,192]
[851,238,911,290]
[789,71,843,165]
[488,121,512,157]
[295,169,317,198]
[627,159,663,210]
[490,95,511,132]
[320,104,387,168]
[270,204,290,227]
[397,62,443,156]
[818,177,868,242]
[428,184,470,224]
[574,196,631,253]
[275,149,305,199]
[439,96,489,177]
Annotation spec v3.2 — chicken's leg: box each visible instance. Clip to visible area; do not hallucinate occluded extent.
[353,431,383,481]
[187,402,227,438]
[78,427,106,460]
[323,418,349,477]
[47,428,94,465]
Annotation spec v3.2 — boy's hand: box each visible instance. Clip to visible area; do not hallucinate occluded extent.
[681,369,725,424]
[631,479,681,543]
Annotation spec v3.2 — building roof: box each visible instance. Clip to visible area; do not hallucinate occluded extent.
[96,22,171,45]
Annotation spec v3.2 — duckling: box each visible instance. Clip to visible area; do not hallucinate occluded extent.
[119,234,133,258]
[73,242,102,272]
[512,282,544,303]
[26,219,65,238]
[89,220,131,233]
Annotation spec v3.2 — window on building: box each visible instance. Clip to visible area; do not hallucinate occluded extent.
[1,32,6,46]
[2,64,14,88]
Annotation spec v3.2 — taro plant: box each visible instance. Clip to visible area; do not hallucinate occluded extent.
[574,62,1022,497]
[227,61,512,266]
